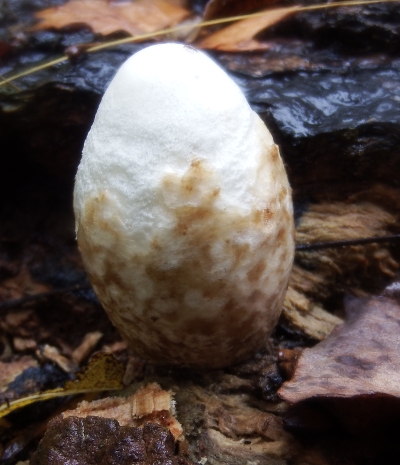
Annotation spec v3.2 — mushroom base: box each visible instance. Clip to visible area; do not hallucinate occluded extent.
[75,122,294,369]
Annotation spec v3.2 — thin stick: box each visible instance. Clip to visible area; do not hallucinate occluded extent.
[295,234,400,251]
[0,74,21,91]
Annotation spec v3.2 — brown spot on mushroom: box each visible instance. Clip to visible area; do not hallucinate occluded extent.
[279,187,288,203]
[247,260,267,282]
[277,226,286,244]
[263,208,274,223]
[76,142,294,368]
[270,144,279,162]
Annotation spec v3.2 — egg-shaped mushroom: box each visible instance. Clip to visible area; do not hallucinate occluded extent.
[73,43,294,369]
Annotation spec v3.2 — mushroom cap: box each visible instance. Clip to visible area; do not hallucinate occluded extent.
[74,43,294,369]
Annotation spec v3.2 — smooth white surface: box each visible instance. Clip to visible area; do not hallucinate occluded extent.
[74,43,274,250]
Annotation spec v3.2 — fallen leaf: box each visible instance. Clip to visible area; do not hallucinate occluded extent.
[278,295,400,446]
[0,353,124,419]
[279,296,400,401]
[32,0,190,37]
[64,352,124,391]
[197,6,298,51]
[0,363,68,407]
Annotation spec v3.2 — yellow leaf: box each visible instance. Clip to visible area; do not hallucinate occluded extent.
[32,0,190,37]
[197,5,299,51]
[0,353,124,419]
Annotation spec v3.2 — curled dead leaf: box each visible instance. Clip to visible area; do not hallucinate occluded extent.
[197,6,298,51]
[279,296,400,403]
[0,353,124,419]
[32,0,190,37]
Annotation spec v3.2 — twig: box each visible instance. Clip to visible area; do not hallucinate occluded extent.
[0,74,21,91]
[295,234,400,251]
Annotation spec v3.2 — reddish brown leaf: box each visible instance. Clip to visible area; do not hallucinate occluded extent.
[32,0,190,37]
[279,296,400,402]
[0,353,124,419]
[197,6,298,51]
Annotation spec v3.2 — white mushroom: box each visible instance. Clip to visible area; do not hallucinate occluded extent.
[73,43,294,369]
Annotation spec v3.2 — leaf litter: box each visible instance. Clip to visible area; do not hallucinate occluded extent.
[0,353,124,419]
[279,295,400,402]
[32,0,190,37]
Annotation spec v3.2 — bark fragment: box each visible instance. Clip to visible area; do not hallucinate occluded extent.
[30,417,193,465]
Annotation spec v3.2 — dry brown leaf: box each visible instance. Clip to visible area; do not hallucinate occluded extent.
[32,0,190,37]
[0,353,124,419]
[64,352,124,391]
[197,6,298,51]
[279,296,400,402]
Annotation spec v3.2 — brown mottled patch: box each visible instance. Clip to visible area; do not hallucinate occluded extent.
[282,208,292,226]
[253,208,275,225]
[232,243,250,266]
[247,260,267,282]
[263,208,274,222]
[183,317,218,337]
[270,144,279,162]
[248,289,265,304]
[277,226,286,244]
[279,187,288,203]
[280,248,289,264]
[76,127,294,368]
